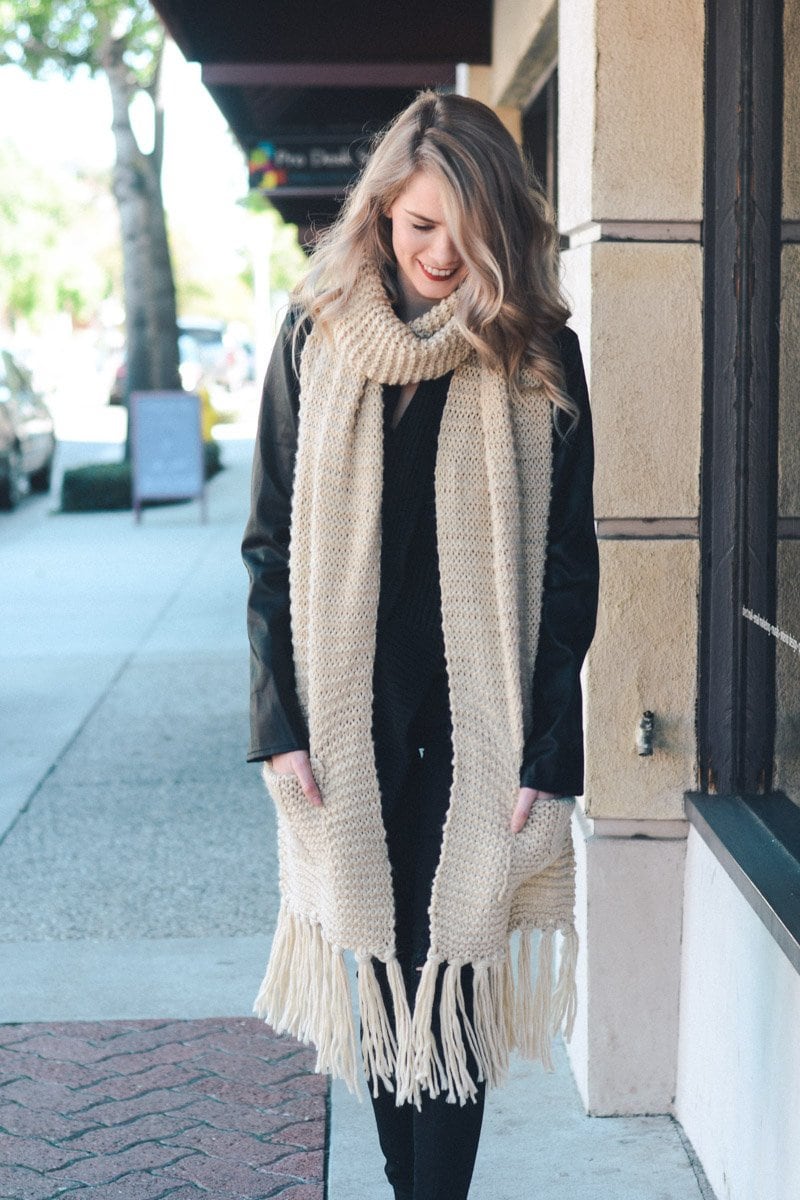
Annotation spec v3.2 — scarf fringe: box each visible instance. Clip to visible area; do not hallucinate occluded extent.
[253,905,579,1107]
[408,953,447,1102]
[355,953,398,1097]
[252,902,360,1095]
[385,957,418,1108]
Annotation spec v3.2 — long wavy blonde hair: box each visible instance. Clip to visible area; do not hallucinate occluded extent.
[290,88,579,434]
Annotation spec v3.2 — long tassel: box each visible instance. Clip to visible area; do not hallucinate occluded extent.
[410,955,446,1102]
[550,926,579,1041]
[438,962,479,1106]
[356,954,398,1097]
[299,919,324,1043]
[331,945,361,1094]
[253,902,310,1038]
[514,926,577,1069]
[470,960,510,1089]
[253,901,294,1024]
[385,958,417,1108]
[530,929,555,1071]
[491,957,513,1084]
[514,929,536,1056]
[453,964,486,1085]
[467,964,495,1085]
[312,929,334,1072]
[499,943,516,1047]
[252,908,361,1098]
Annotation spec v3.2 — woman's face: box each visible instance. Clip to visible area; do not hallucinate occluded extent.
[386,170,467,314]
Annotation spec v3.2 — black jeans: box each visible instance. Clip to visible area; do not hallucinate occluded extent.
[365,637,487,1200]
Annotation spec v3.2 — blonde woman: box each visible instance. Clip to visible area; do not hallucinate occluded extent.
[242,89,599,1200]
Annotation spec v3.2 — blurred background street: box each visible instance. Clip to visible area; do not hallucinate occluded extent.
[0,426,274,1016]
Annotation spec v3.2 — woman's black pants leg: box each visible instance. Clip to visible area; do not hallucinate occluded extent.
[363,660,487,1200]
[365,958,486,1200]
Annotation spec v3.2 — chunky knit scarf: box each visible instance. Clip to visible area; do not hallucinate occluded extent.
[253,257,578,1108]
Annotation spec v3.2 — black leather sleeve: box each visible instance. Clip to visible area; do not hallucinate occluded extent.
[518,326,600,796]
[241,308,311,763]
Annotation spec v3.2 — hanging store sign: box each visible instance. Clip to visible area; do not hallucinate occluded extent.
[248,133,371,194]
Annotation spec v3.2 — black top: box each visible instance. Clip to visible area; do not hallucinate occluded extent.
[377,373,452,670]
[241,308,600,796]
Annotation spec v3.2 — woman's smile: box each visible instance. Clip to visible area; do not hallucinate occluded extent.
[387,169,468,318]
[418,261,460,281]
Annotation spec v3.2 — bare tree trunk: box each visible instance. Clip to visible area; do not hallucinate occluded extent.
[103,33,180,456]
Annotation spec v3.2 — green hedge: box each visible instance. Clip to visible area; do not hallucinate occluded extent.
[61,441,223,513]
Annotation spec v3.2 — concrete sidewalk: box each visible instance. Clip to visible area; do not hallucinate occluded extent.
[0,434,712,1198]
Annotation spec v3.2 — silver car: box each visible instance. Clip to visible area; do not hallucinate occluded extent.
[0,348,56,509]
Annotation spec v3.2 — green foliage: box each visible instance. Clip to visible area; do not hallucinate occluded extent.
[60,461,132,512]
[0,0,163,83]
[60,441,223,512]
[267,213,308,293]
[0,139,121,327]
[170,199,307,325]
[238,196,308,297]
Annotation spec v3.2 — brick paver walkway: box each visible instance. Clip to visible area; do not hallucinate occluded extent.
[0,1017,327,1200]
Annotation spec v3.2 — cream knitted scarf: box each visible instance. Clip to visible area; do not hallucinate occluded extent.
[254,257,578,1108]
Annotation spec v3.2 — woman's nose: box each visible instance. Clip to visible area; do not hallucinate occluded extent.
[430,228,459,267]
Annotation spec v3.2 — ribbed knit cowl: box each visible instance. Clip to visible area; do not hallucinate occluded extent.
[253,256,579,1109]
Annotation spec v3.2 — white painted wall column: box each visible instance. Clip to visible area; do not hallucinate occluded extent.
[568,812,687,1114]
[675,828,800,1200]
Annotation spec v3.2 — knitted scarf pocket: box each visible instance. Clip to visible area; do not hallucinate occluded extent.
[260,756,328,868]
[502,796,576,899]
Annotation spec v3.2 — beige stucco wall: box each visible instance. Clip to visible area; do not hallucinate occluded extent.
[559,0,704,230]
[584,540,698,820]
[466,0,707,1116]
[593,1,704,221]
[589,242,702,519]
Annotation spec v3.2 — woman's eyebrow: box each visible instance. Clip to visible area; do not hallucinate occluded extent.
[404,209,439,223]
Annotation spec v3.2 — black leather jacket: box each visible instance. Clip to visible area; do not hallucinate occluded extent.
[241,310,600,796]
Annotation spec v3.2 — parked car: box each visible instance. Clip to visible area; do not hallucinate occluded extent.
[108,317,248,403]
[0,347,56,510]
[223,334,256,391]
[178,317,228,388]
[108,353,126,406]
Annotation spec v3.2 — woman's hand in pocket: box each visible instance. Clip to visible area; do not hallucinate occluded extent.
[269,751,323,806]
[510,786,564,833]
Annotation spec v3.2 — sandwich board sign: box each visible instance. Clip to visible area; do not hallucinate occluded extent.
[129,391,206,524]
